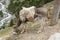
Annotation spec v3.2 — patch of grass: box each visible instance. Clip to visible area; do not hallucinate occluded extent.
[0,27,13,37]
[43,1,54,8]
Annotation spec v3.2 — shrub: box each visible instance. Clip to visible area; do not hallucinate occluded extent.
[9,19,14,27]
[0,11,3,17]
[8,0,53,18]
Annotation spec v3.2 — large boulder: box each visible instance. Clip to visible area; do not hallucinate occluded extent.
[48,33,60,40]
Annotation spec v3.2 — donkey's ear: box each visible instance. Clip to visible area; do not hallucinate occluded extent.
[30,6,36,10]
[32,6,35,8]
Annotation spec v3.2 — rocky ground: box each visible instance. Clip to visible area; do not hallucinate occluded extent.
[1,19,60,40]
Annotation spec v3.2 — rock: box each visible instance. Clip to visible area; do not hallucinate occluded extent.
[48,33,60,40]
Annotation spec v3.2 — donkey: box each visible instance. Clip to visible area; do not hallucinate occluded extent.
[13,6,48,34]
